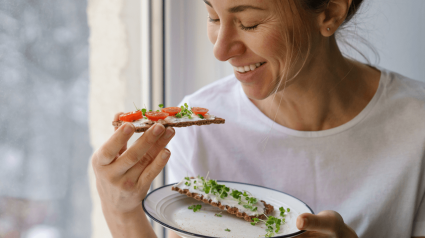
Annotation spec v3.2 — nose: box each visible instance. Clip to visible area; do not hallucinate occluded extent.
[213,24,245,62]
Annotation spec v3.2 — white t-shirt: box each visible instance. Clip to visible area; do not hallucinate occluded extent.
[166,69,425,237]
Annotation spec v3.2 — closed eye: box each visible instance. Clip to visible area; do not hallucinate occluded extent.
[240,23,259,31]
[208,16,220,23]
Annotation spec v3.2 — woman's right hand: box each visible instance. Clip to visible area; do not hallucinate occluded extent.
[91,112,175,237]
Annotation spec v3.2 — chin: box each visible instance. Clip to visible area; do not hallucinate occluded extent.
[240,84,273,101]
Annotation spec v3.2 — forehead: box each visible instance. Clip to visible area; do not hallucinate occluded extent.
[205,0,277,11]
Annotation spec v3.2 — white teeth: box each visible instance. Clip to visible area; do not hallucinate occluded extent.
[234,62,264,73]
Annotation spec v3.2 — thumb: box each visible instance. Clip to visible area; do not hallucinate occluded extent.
[296,210,342,233]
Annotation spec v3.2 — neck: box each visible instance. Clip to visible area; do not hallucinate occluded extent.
[251,37,380,131]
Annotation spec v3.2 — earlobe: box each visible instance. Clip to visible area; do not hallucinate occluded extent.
[318,0,352,37]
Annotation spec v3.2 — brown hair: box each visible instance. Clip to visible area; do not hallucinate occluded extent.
[269,0,366,97]
[301,0,364,26]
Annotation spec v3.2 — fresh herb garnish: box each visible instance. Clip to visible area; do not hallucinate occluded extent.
[225,228,231,232]
[133,102,147,116]
[215,212,222,217]
[251,215,286,237]
[198,114,204,119]
[175,103,193,118]
[188,204,202,212]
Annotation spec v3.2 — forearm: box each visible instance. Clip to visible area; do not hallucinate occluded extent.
[102,204,157,238]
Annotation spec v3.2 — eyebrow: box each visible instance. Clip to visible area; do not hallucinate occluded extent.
[203,0,265,13]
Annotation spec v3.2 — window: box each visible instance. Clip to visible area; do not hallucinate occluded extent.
[0,0,91,237]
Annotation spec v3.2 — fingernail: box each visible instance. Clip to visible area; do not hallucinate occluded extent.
[164,127,175,139]
[162,149,170,159]
[153,124,165,136]
[302,218,308,229]
[123,123,134,135]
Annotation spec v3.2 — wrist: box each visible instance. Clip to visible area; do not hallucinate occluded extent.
[102,203,145,225]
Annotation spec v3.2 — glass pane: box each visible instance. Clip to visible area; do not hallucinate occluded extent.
[0,0,91,237]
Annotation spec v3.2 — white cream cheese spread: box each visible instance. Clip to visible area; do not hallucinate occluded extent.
[131,114,216,128]
[175,177,266,216]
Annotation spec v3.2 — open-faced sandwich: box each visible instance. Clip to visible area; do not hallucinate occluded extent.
[112,103,225,132]
[172,176,274,222]
[172,176,293,237]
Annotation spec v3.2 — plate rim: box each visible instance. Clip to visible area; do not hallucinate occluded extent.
[142,180,314,238]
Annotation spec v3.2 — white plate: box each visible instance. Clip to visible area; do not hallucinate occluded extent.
[143,181,314,238]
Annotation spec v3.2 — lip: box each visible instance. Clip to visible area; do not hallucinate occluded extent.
[234,62,267,84]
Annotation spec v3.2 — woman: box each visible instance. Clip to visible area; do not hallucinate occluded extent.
[92,0,425,237]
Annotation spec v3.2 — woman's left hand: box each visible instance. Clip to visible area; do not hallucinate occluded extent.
[296,210,358,238]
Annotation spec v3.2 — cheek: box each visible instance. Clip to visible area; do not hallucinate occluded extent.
[207,24,218,45]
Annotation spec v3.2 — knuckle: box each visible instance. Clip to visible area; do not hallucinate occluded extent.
[139,152,155,167]
[121,178,137,192]
[124,150,140,166]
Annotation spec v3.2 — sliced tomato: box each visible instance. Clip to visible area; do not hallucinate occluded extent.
[191,107,209,116]
[161,107,181,116]
[119,110,143,122]
[145,111,169,121]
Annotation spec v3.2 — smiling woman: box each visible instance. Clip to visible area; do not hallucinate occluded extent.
[91,0,425,238]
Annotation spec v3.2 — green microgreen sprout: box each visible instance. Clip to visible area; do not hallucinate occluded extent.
[251,215,286,237]
[215,212,222,217]
[188,204,202,212]
[198,114,204,119]
[185,181,191,186]
[225,228,231,232]
[175,103,193,118]
[133,102,147,116]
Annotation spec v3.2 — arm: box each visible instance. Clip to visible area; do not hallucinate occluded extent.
[92,113,175,238]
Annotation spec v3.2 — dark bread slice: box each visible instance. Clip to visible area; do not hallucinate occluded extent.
[112,117,225,133]
[171,186,274,222]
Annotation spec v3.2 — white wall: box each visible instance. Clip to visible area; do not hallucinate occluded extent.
[165,0,425,107]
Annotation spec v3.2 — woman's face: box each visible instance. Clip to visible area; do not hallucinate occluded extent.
[205,0,311,100]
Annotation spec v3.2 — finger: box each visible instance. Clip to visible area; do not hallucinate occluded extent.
[138,148,171,186]
[114,112,124,131]
[95,122,135,166]
[297,211,342,233]
[113,112,128,155]
[115,123,166,174]
[124,127,175,181]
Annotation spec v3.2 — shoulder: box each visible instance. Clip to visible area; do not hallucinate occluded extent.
[379,69,425,110]
[179,74,239,112]
[382,69,425,100]
[373,69,425,132]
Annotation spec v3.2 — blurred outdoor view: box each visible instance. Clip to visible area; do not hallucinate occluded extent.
[0,0,92,237]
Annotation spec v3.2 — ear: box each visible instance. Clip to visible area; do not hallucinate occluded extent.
[317,0,353,37]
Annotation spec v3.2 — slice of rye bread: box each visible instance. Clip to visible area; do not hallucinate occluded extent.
[112,117,225,133]
[171,186,274,222]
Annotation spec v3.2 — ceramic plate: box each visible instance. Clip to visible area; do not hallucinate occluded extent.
[143,181,314,238]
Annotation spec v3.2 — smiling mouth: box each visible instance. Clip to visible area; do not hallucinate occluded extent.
[233,62,266,74]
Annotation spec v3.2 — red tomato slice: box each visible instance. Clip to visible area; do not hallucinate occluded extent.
[191,107,209,116]
[161,107,181,116]
[145,111,169,121]
[119,110,143,122]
